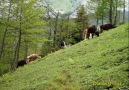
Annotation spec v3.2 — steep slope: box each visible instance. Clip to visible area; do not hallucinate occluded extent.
[0,23,129,90]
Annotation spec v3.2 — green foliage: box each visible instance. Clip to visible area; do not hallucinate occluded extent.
[0,23,128,90]
[57,18,76,45]
[89,0,126,24]
[74,5,88,43]
[0,0,46,73]
[41,41,52,57]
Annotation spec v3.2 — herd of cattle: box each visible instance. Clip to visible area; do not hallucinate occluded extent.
[17,23,116,68]
[83,23,116,40]
[17,54,42,68]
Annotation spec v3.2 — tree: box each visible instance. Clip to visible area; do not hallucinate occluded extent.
[89,0,126,25]
[74,5,88,43]
[0,0,13,59]
[122,0,126,23]
[0,0,46,73]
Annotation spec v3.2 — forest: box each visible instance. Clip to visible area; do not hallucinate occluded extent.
[0,0,128,75]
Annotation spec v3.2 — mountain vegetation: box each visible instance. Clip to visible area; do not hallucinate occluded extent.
[0,23,128,90]
[0,0,128,78]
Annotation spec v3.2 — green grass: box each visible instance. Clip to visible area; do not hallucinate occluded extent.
[0,23,129,90]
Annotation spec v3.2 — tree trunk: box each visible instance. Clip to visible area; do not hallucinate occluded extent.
[53,12,59,47]
[46,7,52,40]
[101,15,104,25]
[114,0,118,25]
[96,17,99,25]
[109,0,113,24]
[15,0,23,68]
[11,0,23,71]
[66,16,70,40]
[101,0,104,25]
[24,41,28,60]
[0,0,12,59]
[123,0,125,23]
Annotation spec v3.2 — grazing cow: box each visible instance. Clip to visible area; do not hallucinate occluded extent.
[83,29,88,40]
[97,26,101,33]
[26,54,41,64]
[51,48,56,53]
[60,41,66,49]
[99,24,116,33]
[17,59,26,68]
[83,25,99,40]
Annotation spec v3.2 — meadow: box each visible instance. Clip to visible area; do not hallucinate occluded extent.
[0,23,129,90]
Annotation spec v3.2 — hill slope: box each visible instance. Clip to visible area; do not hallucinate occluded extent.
[0,23,129,90]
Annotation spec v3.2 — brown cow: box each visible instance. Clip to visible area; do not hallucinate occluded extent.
[83,29,88,40]
[83,25,99,40]
[26,54,41,64]
[51,48,56,53]
[99,24,116,33]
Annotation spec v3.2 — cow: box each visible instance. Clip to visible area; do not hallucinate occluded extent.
[83,25,99,40]
[83,29,88,40]
[17,59,27,68]
[99,24,116,33]
[60,41,66,49]
[26,54,42,64]
[51,48,56,53]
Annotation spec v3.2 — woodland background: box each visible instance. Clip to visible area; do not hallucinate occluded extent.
[0,0,128,74]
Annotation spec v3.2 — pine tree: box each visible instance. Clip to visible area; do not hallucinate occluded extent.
[74,5,88,43]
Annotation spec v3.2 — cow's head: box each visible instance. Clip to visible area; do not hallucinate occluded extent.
[95,31,99,37]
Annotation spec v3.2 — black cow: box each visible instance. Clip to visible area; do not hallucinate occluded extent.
[17,59,27,68]
[60,41,66,49]
[99,24,116,33]
[84,25,99,39]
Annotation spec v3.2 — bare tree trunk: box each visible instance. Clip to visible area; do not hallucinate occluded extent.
[53,12,59,47]
[59,19,64,41]
[44,3,53,47]
[123,0,125,23]
[11,28,22,71]
[0,0,12,59]
[66,16,70,40]
[34,38,38,53]
[101,16,104,25]
[11,0,23,71]
[96,17,99,25]
[47,12,52,40]
[118,11,121,23]
[17,29,22,60]
[24,41,28,59]
[109,0,113,24]
[114,0,118,25]
[15,0,23,68]
[101,0,104,25]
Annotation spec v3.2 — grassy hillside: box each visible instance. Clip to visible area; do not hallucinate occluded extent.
[0,23,129,90]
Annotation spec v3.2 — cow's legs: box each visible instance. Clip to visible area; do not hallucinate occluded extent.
[86,33,90,39]
[100,28,103,33]
[89,33,92,39]
[92,33,94,39]
[84,34,86,40]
